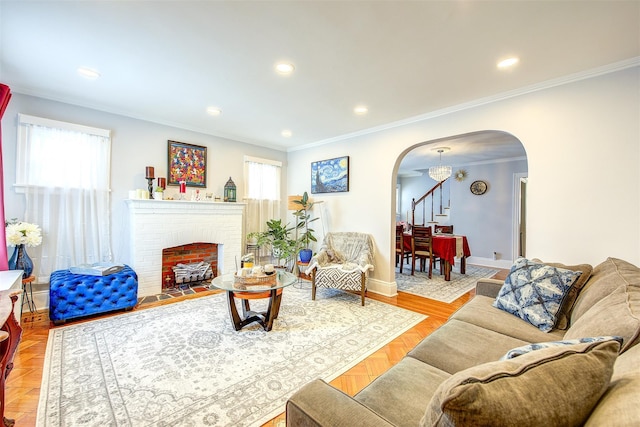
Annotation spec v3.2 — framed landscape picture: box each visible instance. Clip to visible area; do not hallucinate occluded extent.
[311,156,349,193]
[168,140,207,187]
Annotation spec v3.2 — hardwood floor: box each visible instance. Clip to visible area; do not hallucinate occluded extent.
[5,268,508,426]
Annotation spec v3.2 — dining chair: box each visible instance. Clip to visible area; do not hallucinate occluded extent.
[395,224,410,273]
[411,225,434,278]
[434,224,453,234]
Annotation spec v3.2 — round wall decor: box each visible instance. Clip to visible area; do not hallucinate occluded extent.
[470,180,488,195]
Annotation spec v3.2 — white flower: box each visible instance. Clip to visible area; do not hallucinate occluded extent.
[5,221,42,247]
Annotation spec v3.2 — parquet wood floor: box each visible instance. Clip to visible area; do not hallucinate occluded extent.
[6,268,508,426]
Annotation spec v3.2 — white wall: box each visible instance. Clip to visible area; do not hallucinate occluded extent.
[2,94,288,269]
[287,66,640,295]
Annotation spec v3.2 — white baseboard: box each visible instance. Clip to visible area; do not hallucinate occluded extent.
[25,290,50,312]
[367,278,397,297]
[466,256,513,270]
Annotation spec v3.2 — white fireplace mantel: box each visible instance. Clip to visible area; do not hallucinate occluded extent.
[126,199,245,296]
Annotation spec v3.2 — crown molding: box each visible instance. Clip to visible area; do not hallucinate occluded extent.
[290,57,640,152]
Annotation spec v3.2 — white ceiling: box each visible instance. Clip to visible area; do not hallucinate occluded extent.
[1,1,638,170]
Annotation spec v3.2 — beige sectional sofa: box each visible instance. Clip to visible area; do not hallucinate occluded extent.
[287,257,640,426]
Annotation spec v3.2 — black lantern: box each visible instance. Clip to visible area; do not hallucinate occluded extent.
[224,177,236,202]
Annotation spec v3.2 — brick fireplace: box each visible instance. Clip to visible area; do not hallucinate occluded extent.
[126,199,245,296]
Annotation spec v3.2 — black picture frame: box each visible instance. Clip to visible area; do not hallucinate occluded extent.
[167,140,207,188]
[311,156,349,194]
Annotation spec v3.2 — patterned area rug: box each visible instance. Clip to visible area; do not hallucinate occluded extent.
[396,263,499,303]
[37,285,426,427]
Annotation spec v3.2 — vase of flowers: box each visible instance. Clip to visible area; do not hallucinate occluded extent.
[6,220,42,278]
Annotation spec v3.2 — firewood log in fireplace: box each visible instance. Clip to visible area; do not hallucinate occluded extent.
[172,261,213,284]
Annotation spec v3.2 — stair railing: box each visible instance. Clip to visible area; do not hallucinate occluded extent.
[411,178,449,226]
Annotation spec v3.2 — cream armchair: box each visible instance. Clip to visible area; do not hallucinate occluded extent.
[305,232,375,306]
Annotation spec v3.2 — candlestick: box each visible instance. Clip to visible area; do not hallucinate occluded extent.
[147,178,154,199]
[145,166,155,179]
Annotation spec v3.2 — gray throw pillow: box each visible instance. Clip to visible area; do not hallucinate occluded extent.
[422,339,620,427]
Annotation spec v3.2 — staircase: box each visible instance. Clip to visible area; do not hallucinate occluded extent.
[411,178,451,227]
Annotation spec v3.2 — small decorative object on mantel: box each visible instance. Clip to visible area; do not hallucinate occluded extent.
[179,180,187,200]
[224,177,237,202]
[154,187,164,200]
[6,219,42,278]
[157,177,166,190]
[145,166,155,199]
[454,169,468,182]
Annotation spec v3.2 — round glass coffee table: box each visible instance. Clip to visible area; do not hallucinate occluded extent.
[211,270,296,332]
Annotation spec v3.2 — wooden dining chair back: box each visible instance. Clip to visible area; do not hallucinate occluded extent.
[434,225,453,234]
[411,225,434,278]
[395,224,410,273]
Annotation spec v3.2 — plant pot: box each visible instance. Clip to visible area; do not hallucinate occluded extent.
[154,192,164,200]
[299,249,313,263]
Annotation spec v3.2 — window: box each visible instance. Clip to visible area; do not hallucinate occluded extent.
[243,156,282,240]
[244,156,281,200]
[17,114,111,190]
[17,114,112,280]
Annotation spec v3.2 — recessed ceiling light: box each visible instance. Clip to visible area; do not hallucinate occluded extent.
[206,107,222,116]
[354,106,368,115]
[275,62,295,75]
[77,66,100,79]
[281,129,292,138]
[497,57,519,69]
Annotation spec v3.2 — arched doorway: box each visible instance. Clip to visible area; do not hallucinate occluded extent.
[394,130,528,273]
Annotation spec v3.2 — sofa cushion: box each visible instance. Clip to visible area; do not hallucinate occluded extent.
[421,339,620,427]
[531,259,593,329]
[451,295,566,343]
[569,258,640,350]
[585,343,640,426]
[500,336,623,360]
[571,258,640,321]
[565,284,640,353]
[493,257,582,332]
[354,356,450,427]
[407,319,530,374]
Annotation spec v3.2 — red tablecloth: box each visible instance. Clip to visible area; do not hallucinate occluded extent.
[403,233,471,266]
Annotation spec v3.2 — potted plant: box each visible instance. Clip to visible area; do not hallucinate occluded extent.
[255,219,297,264]
[292,192,318,263]
[154,186,164,200]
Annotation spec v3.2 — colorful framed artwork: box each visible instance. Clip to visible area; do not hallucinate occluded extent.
[311,156,349,194]
[167,140,207,188]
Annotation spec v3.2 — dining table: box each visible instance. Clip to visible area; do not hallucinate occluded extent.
[403,232,471,281]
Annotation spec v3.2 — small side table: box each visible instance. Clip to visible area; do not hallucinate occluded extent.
[297,261,311,283]
[21,275,37,316]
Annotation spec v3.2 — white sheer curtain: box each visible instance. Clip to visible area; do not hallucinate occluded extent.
[17,114,112,282]
[244,156,282,246]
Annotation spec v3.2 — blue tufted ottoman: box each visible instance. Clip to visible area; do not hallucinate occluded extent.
[49,265,138,324]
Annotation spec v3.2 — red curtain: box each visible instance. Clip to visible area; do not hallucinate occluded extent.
[0,84,12,270]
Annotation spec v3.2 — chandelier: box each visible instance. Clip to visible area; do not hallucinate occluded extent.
[428,147,452,181]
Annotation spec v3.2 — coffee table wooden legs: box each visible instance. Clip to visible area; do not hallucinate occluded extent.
[225,289,283,332]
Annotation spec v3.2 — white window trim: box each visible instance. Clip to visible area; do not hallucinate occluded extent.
[18,114,111,137]
[243,155,282,168]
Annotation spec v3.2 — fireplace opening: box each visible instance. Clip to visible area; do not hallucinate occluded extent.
[162,243,218,289]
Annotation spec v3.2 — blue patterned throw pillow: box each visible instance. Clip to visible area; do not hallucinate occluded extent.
[493,257,583,332]
[500,336,623,360]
